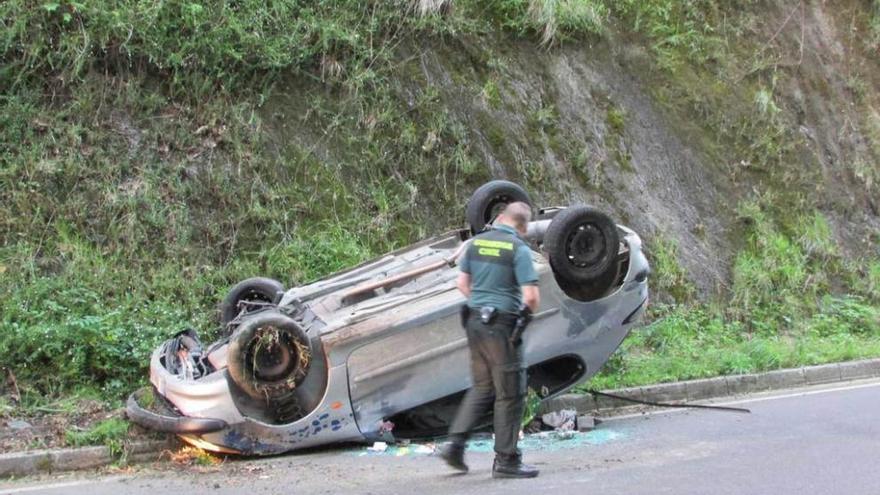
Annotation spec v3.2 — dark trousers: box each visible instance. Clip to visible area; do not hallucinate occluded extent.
[448,314,526,464]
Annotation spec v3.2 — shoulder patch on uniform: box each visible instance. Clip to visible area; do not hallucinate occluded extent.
[473,239,514,250]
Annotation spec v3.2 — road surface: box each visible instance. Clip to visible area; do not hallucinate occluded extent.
[3,379,880,495]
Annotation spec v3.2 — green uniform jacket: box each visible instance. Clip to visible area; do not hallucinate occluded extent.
[459,224,538,313]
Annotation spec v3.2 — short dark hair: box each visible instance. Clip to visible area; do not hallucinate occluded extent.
[501,202,531,231]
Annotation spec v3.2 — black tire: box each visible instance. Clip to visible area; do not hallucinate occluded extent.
[555,262,621,302]
[220,277,284,329]
[226,311,312,401]
[544,205,619,284]
[466,180,531,234]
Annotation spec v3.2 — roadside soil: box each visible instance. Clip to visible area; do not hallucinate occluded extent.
[0,395,158,452]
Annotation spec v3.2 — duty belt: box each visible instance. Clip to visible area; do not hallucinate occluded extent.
[469,306,518,326]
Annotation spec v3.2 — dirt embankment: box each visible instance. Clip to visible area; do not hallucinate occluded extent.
[267,0,879,299]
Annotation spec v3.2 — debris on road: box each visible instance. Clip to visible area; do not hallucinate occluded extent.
[467,429,624,453]
[367,442,389,452]
[577,415,597,432]
[356,428,624,458]
[542,409,577,431]
[360,441,436,457]
[413,444,435,454]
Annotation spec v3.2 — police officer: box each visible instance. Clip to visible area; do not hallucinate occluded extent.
[439,201,540,479]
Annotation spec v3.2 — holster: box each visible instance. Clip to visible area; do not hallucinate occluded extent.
[509,307,533,346]
[459,304,470,328]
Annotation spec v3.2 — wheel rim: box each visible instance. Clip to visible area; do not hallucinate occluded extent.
[484,194,513,224]
[565,223,605,268]
[247,327,299,382]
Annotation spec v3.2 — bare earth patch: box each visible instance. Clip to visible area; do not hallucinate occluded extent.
[0,396,158,452]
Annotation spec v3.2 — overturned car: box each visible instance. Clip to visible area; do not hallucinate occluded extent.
[127,181,650,455]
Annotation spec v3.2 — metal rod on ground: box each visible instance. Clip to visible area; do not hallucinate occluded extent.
[588,390,751,414]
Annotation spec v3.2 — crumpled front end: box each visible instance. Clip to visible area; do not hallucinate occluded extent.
[125,331,247,452]
[128,321,365,455]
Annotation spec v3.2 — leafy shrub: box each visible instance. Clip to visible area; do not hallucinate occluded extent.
[807,297,880,337]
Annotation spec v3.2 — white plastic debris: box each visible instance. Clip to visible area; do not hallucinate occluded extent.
[414,444,435,454]
[367,441,388,452]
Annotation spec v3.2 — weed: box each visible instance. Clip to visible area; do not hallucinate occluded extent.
[522,388,543,427]
[606,106,627,134]
[604,104,632,171]
[851,110,880,191]
[871,0,880,49]
[807,296,880,337]
[530,104,559,133]
[0,397,13,418]
[645,236,695,305]
[796,211,836,260]
[481,80,502,109]
[606,0,727,69]
[526,0,607,46]
[857,261,880,302]
[65,418,129,455]
[477,0,606,46]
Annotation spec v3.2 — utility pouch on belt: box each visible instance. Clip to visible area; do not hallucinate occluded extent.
[480,306,498,324]
[459,304,471,328]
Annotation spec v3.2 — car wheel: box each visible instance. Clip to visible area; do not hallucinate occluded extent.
[466,180,531,234]
[220,277,284,331]
[544,205,620,286]
[226,311,312,401]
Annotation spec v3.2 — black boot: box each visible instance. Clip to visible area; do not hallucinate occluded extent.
[492,459,539,479]
[439,443,468,473]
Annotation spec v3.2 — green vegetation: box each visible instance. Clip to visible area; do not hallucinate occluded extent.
[65,418,129,455]
[1,0,878,416]
[645,236,695,305]
[0,0,490,402]
[872,0,880,48]
[521,0,607,46]
[605,106,626,134]
[587,205,880,390]
[603,104,633,172]
[588,297,880,390]
[481,80,502,108]
[522,388,542,427]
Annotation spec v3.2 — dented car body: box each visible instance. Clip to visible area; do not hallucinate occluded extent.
[128,192,649,456]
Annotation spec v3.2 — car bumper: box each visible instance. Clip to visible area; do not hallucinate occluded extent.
[125,388,228,434]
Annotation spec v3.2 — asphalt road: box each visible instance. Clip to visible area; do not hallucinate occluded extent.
[3,379,880,495]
